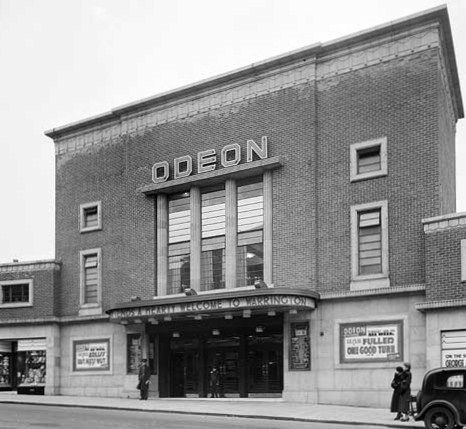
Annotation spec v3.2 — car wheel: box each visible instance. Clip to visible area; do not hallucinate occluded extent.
[424,407,456,429]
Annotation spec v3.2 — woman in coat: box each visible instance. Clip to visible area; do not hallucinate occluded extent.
[398,362,412,422]
[390,366,404,420]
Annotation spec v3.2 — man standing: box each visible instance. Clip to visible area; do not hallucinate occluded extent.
[138,358,151,400]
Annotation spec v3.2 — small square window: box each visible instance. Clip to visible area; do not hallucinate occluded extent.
[350,137,387,182]
[0,279,33,308]
[80,201,102,233]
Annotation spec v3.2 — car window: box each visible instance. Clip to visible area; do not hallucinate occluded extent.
[446,374,464,388]
[433,373,465,389]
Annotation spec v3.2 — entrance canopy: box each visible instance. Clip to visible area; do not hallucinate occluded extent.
[107,287,319,324]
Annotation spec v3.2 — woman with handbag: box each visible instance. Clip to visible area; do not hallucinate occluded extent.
[398,362,412,422]
[390,366,404,420]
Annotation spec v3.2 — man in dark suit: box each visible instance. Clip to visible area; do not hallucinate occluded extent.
[138,358,151,400]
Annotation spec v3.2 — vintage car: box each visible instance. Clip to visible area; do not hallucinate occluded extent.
[414,367,466,429]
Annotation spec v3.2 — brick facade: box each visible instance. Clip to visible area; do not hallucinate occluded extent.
[0,6,464,405]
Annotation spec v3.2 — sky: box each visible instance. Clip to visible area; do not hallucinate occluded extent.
[0,0,465,262]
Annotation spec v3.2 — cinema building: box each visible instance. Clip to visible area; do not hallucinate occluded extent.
[0,6,464,406]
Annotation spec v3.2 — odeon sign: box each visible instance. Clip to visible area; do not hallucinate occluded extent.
[152,136,268,183]
[109,293,315,320]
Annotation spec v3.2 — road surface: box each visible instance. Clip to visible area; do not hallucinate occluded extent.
[0,403,398,429]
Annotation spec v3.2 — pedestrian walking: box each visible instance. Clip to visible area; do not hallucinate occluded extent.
[398,362,412,421]
[209,367,220,398]
[137,358,151,400]
[390,366,404,420]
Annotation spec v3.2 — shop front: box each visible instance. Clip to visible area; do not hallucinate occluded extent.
[0,338,47,394]
[109,287,317,398]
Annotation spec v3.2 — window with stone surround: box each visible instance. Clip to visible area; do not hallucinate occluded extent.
[0,279,33,308]
[79,201,102,233]
[79,248,102,314]
[350,137,387,182]
[350,200,389,291]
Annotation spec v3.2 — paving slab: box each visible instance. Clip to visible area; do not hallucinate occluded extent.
[0,392,423,428]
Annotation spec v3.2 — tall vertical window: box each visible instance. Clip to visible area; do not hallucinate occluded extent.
[350,201,389,291]
[201,188,226,290]
[79,248,101,310]
[236,179,263,287]
[358,209,382,275]
[168,193,191,295]
[83,253,99,304]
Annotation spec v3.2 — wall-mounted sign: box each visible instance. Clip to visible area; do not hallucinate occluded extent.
[441,330,466,368]
[110,294,315,320]
[73,339,110,372]
[289,322,310,371]
[152,137,268,183]
[127,334,142,375]
[340,320,403,363]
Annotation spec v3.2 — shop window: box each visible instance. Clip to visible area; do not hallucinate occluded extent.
[0,341,12,389]
[350,137,387,182]
[201,188,226,291]
[17,338,46,395]
[79,248,101,311]
[168,193,191,295]
[80,201,102,233]
[237,179,263,287]
[0,279,33,308]
[350,201,389,290]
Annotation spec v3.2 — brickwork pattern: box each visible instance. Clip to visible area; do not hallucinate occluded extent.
[0,268,57,319]
[54,47,456,313]
[55,85,317,315]
[316,49,442,293]
[425,227,466,301]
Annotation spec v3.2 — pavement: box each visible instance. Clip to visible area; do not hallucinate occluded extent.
[0,392,423,428]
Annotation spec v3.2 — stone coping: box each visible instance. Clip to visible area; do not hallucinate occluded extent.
[415,297,466,311]
[320,284,425,300]
[0,314,109,326]
[0,259,61,273]
[422,212,466,232]
[44,5,461,141]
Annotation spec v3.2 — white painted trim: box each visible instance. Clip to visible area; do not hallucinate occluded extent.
[0,278,33,308]
[350,137,387,182]
[79,201,102,233]
[461,239,466,282]
[79,248,102,314]
[350,200,389,291]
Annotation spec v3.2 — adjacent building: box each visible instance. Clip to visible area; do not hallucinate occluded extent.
[0,5,464,407]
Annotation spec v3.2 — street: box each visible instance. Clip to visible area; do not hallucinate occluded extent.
[0,404,390,429]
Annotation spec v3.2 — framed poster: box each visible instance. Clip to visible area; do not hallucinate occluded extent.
[289,322,310,370]
[340,320,403,363]
[73,339,110,372]
[127,334,142,374]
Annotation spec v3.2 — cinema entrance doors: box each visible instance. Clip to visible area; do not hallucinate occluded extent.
[156,314,283,398]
